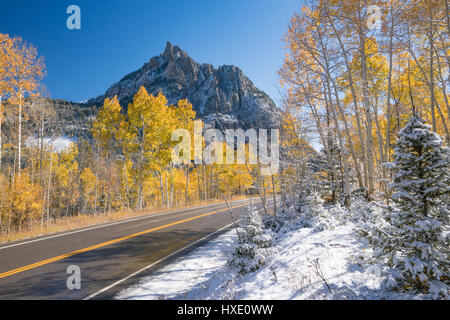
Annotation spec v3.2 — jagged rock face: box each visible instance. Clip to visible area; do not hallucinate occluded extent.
[89,42,280,130]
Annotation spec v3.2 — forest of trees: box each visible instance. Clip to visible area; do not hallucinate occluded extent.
[224,0,449,297]
[0,34,278,235]
[271,0,449,295]
[278,0,449,205]
[0,0,448,300]
[0,0,448,245]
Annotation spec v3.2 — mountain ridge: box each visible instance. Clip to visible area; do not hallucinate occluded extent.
[87,42,281,130]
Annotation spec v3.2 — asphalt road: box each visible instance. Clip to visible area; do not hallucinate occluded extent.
[0,199,252,300]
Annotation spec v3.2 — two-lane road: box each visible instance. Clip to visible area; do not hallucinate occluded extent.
[0,199,251,300]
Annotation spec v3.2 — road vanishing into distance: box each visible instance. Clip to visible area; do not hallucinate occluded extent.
[0,199,254,300]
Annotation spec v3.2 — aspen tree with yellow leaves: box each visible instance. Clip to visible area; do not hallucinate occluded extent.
[275,1,449,297]
[0,1,446,248]
[6,37,45,181]
[92,96,125,213]
[124,88,176,210]
[0,2,448,300]
[0,34,14,171]
[280,0,449,204]
[80,167,97,214]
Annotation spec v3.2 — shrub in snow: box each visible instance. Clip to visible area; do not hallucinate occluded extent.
[350,187,369,202]
[299,193,349,231]
[228,204,273,274]
[300,193,325,223]
[376,116,449,297]
[272,193,326,232]
[350,200,386,226]
[264,195,303,233]
[269,193,350,233]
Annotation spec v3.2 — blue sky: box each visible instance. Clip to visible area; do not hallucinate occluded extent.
[1,0,302,105]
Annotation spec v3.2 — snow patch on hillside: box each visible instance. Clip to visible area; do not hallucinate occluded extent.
[26,136,75,153]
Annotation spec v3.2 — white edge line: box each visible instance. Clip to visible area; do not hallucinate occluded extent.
[0,199,250,251]
[84,219,241,300]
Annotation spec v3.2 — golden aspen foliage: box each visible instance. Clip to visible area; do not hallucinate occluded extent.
[92,96,125,155]
[80,167,97,212]
[7,173,43,232]
[53,145,79,215]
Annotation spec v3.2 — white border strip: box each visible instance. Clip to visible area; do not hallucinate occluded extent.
[84,220,241,300]
[0,199,249,251]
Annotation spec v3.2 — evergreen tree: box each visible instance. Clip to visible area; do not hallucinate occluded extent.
[386,116,449,295]
[229,203,272,273]
[309,140,345,204]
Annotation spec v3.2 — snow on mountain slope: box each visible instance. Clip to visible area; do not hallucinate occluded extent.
[26,136,75,153]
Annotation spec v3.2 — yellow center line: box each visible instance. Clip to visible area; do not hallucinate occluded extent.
[0,204,245,280]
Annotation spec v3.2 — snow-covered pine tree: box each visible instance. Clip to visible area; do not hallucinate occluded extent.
[297,192,326,228]
[309,140,345,205]
[229,203,273,274]
[386,116,449,296]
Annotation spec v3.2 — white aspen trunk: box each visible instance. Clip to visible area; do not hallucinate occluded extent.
[406,30,450,144]
[0,96,2,171]
[311,18,351,205]
[18,89,22,181]
[446,0,450,35]
[384,0,395,162]
[39,113,44,180]
[329,75,364,188]
[94,175,98,215]
[271,173,277,215]
[357,18,375,197]
[373,98,385,169]
[170,166,174,207]
[429,2,437,132]
[203,166,207,200]
[123,161,131,209]
[196,166,202,200]
[433,41,450,121]
[8,171,15,234]
[325,81,351,207]
[209,165,213,199]
[107,156,112,214]
[46,151,53,226]
[185,165,189,204]
[159,173,165,207]
[325,6,368,190]
[165,174,170,209]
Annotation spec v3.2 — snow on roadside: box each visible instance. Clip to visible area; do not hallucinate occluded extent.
[116,230,238,300]
[117,221,422,300]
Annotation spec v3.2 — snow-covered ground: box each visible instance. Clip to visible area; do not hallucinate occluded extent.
[117,221,421,300]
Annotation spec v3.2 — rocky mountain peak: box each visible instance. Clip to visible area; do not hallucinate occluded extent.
[88,43,280,130]
[162,41,184,60]
[163,41,174,56]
